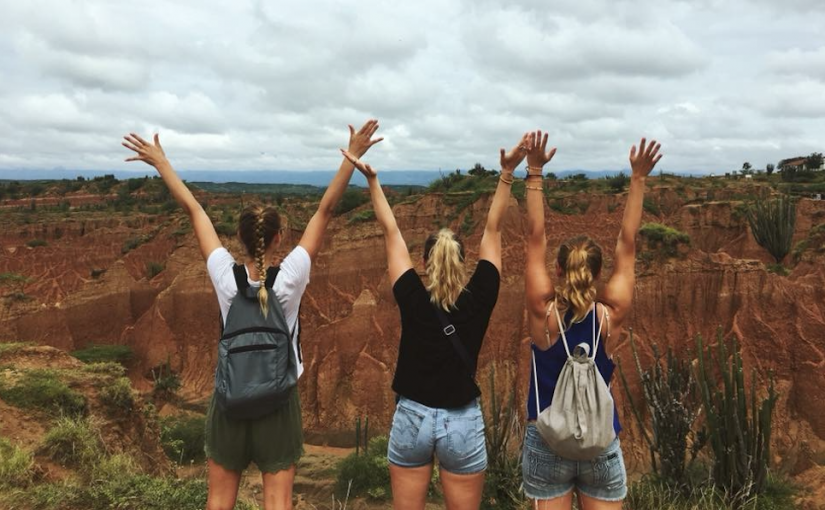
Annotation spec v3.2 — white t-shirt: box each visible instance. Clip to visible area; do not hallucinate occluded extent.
[206,245,311,379]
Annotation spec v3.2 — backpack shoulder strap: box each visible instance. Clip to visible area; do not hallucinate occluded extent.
[232,263,250,293]
[265,266,279,289]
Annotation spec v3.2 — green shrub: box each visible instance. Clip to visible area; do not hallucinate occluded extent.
[160,415,206,464]
[608,172,629,192]
[643,198,661,216]
[334,189,370,216]
[481,365,524,509]
[213,222,236,237]
[121,236,147,254]
[347,209,376,225]
[335,436,391,500]
[146,262,165,279]
[151,362,181,399]
[82,362,126,378]
[26,239,48,248]
[0,437,34,488]
[0,369,87,417]
[639,223,691,259]
[71,345,133,365]
[766,264,791,276]
[99,377,135,414]
[42,416,102,468]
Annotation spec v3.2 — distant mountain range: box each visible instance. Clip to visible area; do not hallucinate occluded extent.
[0,168,711,186]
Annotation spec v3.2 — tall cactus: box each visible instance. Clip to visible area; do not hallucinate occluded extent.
[745,193,796,264]
[355,416,361,456]
[617,330,704,488]
[694,329,777,506]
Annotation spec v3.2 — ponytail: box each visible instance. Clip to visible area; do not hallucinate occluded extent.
[424,229,467,311]
[556,236,602,325]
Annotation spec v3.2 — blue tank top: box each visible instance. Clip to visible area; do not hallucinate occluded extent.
[526,304,622,434]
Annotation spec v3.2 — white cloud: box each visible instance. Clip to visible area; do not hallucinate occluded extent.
[0,0,823,174]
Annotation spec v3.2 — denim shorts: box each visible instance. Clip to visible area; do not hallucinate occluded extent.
[522,423,627,502]
[387,397,487,475]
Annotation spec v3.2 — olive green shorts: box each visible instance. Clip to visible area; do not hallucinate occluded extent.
[205,386,304,473]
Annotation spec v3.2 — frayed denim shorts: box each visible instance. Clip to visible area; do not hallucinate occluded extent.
[522,423,627,502]
[387,396,487,475]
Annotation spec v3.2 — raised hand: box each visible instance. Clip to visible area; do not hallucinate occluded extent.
[629,138,662,177]
[340,149,377,178]
[525,130,557,171]
[347,119,384,158]
[499,132,531,174]
[122,133,168,168]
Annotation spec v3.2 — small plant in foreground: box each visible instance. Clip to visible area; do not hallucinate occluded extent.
[0,369,87,417]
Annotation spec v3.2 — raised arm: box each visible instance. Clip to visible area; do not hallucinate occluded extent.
[523,131,558,348]
[478,133,529,271]
[602,138,662,329]
[122,133,221,261]
[298,120,383,260]
[341,150,413,285]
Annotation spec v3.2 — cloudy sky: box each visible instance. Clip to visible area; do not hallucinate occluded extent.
[0,0,823,175]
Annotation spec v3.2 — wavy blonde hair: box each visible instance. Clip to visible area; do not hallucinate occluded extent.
[424,229,467,311]
[238,204,282,317]
[555,236,602,325]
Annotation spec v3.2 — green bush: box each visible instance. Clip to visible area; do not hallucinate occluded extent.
[334,189,370,216]
[121,236,147,254]
[151,362,181,399]
[0,437,34,488]
[42,416,102,468]
[71,345,133,365]
[745,194,796,264]
[99,377,135,414]
[643,198,661,216]
[0,369,87,417]
[608,172,629,192]
[335,436,391,500]
[160,415,206,464]
[82,362,127,378]
[26,239,48,248]
[146,262,165,279]
[347,209,376,225]
[639,223,691,259]
[213,222,236,237]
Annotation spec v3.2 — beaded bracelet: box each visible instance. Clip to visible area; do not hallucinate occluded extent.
[525,185,543,191]
[527,166,544,175]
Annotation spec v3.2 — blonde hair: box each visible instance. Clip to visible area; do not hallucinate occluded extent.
[555,236,602,325]
[238,204,282,317]
[424,229,467,311]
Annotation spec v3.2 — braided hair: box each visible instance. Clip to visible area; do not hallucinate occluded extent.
[238,204,282,317]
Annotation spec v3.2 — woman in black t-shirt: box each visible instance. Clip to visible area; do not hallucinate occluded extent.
[341,134,528,510]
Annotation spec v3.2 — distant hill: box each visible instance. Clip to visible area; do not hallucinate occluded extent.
[0,168,714,186]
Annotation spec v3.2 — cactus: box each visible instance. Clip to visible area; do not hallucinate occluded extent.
[364,416,369,448]
[355,416,361,456]
[617,330,705,489]
[694,329,777,506]
[745,193,796,264]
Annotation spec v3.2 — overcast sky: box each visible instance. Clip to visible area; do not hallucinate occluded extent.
[1,0,823,175]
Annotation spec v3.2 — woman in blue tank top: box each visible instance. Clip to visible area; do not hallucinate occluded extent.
[520,131,663,509]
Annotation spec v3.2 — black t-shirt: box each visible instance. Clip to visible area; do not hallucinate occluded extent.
[391,260,500,408]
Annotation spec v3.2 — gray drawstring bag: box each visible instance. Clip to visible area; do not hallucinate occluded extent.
[532,302,615,461]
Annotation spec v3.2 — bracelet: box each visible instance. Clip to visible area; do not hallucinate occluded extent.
[499,173,515,185]
[527,166,544,175]
[525,184,543,191]
[525,174,543,180]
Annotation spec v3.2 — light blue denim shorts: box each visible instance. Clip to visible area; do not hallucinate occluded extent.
[522,423,627,502]
[387,396,487,475]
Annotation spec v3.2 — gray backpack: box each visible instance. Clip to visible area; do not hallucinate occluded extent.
[215,264,298,420]
[532,302,615,460]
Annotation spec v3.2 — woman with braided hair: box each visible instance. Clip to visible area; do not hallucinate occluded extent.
[122,120,383,510]
[520,131,662,509]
